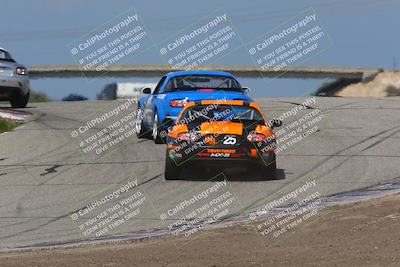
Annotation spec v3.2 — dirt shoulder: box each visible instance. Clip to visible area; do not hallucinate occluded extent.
[1,194,400,267]
[336,72,400,97]
[314,71,400,97]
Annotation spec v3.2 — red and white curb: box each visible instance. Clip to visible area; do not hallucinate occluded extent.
[0,110,30,121]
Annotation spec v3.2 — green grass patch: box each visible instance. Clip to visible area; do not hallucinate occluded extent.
[386,86,400,96]
[30,90,51,103]
[0,118,22,133]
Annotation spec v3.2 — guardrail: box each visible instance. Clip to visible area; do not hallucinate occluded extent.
[27,65,383,80]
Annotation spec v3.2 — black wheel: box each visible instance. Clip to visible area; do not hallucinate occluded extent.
[264,160,277,180]
[10,91,29,108]
[254,155,277,180]
[165,150,181,180]
[152,112,164,144]
[135,106,151,139]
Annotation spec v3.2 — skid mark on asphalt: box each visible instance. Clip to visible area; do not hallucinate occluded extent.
[0,116,80,172]
[0,219,33,230]
[240,125,400,213]
[291,126,400,191]
[0,214,72,241]
[40,165,62,176]
[0,159,162,168]
[0,104,217,240]
[4,108,153,184]
[361,128,400,151]
[275,100,315,109]
[280,154,399,158]
[0,172,165,242]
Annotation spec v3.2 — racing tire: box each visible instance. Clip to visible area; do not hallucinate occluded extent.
[263,160,277,180]
[152,112,165,144]
[10,91,29,108]
[165,150,182,180]
[254,157,277,180]
[135,106,151,139]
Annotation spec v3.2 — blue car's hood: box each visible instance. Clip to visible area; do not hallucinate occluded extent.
[160,90,253,102]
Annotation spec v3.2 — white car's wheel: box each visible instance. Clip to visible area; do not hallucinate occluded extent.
[10,91,29,108]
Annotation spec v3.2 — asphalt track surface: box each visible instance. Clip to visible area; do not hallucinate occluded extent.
[0,97,399,249]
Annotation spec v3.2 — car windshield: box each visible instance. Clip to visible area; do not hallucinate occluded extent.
[165,75,243,92]
[179,105,264,125]
[0,49,15,62]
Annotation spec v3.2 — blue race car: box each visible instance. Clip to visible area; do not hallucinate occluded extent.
[135,70,253,144]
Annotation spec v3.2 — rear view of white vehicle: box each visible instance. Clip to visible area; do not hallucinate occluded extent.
[0,48,30,108]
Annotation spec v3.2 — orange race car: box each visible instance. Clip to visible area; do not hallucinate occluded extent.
[164,100,282,180]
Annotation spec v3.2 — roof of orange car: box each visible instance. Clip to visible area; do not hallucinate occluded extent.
[178,100,264,119]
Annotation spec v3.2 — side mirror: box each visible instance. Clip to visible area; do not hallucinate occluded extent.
[270,119,282,129]
[242,86,251,93]
[142,87,152,94]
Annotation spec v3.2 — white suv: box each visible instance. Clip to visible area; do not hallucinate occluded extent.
[0,48,30,108]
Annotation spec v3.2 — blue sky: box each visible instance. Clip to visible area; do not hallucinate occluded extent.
[1,0,399,99]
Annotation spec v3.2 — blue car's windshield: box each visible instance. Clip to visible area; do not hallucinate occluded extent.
[165,75,243,92]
